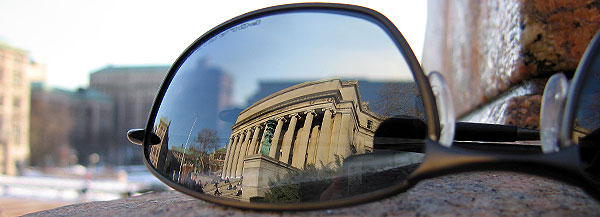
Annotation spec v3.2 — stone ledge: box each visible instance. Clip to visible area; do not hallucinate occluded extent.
[25,171,599,216]
[423,0,600,116]
[460,79,546,129]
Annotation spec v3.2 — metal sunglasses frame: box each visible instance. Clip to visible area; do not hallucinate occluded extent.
[135,3,599,211]
[407,30,600,203]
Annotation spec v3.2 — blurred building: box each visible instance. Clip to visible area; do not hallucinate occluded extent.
[70,88,115,165]
[0,42,42,175]
[30,83,75,168]
[30,83,115,167]
[27,59,47,84]
[90,65,168,165]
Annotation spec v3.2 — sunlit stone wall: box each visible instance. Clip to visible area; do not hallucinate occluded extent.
[0,42,35,175]
[221,79,383,180]
[423,0,600,127]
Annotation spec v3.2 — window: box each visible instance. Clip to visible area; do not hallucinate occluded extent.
[13,69,22,85]
[14,55,23,64]
[0,118,4,143]
[13,122,21,144]
[366,120,373,129]
[13,97,20,108]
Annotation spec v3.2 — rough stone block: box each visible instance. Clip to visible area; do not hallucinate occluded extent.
[242,154,295,200]
[423,0,600,116]
[25,171,600,216]
[461,79,546,129]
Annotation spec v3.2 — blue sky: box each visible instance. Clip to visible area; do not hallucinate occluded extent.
[192,12,413,105]
[0,0,427,90]
[155,11,418,149]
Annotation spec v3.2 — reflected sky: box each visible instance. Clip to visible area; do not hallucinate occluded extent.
[190,12,412,106]
[154,11,415,152]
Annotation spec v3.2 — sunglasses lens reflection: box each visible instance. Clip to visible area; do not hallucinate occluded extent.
[145,11,426,203]
[573,40,600,179]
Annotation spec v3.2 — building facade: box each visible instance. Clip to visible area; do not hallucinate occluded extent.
[220,79,383,199]
[0,42,40,175]
[30,83,76,167]
[30,83,115,167]
[90,65,168,165]
[149,117,170,171]
[69,88,115,164]
[209,147,226,174]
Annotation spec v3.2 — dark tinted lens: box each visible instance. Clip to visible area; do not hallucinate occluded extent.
[571,32,600,179]
[146,10,426,204]
[572,63,600,141]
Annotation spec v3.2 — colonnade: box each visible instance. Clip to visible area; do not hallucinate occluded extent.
[221,108,354,179]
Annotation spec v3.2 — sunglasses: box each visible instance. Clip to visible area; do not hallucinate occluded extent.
[126,3,600,210]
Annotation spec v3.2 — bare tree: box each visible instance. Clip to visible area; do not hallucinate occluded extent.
[194,128,219,174]
[374,82,425,119]
[30,93,75,167]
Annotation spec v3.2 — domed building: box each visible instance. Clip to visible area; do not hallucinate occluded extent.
[220,79,384,200]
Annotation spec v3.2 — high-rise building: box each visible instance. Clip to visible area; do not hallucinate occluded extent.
[0,42,42,175]
[90,65,168,165]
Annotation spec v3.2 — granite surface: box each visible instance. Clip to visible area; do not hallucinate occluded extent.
[422,0,600,116]
[460,79,546,129]
[26,171,600,216]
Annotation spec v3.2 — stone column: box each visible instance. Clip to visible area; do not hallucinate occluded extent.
[336,114,352,159]
[305,124,321,166]
[315,108,333,166]
[235,129,252,178]
[257,123,267,154]
[280,114,298,164]
[247,126,261,156]
[291,110,315,169]
[227,134,241,178]
[269,117,285,159]
[327,112,342,163]
[221,136,234,179]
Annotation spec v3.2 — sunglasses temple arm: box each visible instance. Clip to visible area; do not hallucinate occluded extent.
[409,139,600,200]
[454,122,539,142]
[127,129,162,146]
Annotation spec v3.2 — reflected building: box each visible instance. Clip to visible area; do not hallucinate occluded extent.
[221,79,384,200]
[245,80,419,116]
[209,147,226,174]
[149,117,170,171]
